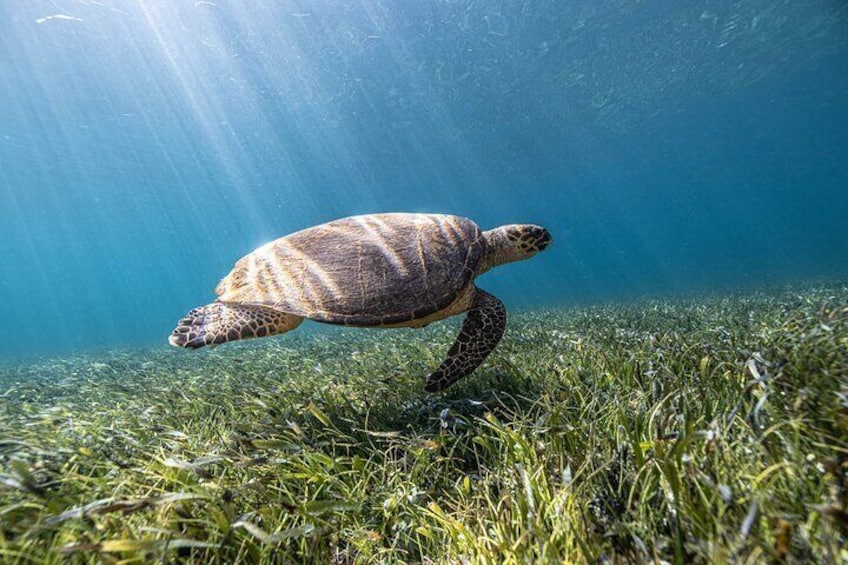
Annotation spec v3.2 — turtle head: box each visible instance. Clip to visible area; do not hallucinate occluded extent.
[480,224,552,272]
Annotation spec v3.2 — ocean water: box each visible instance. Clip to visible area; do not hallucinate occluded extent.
[0,0,846,362]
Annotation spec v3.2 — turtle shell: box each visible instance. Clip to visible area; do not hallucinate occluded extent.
[215,213,486,326]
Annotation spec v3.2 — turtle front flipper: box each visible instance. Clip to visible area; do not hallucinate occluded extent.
[169,302,303,349]
[425,288,506,392]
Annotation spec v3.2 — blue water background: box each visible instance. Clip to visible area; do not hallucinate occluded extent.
[1,1,846,361]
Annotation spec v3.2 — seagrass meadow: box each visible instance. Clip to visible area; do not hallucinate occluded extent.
[0,283,845,564]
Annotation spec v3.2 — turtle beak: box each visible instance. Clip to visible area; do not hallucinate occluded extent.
[526,226,552,252]
[537,228,552,250]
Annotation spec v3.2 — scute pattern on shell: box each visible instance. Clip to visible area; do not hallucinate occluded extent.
[215,213,485,326]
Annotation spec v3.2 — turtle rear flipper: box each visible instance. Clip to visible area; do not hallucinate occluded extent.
[425,288,506,392]
[169,303,303,349]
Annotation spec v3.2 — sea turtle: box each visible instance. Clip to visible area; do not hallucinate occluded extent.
[169,213,552,391]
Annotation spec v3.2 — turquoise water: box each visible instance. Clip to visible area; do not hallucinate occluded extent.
[1,1,846,361]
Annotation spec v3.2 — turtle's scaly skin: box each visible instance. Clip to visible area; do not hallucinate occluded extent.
[170,213,552,391]
[170,303,302,349]
[424,289,506,392]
